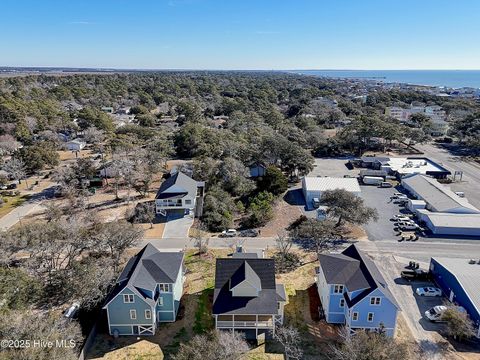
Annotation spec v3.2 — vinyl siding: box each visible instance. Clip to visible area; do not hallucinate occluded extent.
[107,288,154,326]
[347,288,398,337]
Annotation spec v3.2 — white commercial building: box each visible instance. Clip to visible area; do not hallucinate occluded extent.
[402,174,480,237]
[302,177,361,210]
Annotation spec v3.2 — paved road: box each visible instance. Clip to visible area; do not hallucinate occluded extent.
[416,143,480,208]
[0,186,55,231]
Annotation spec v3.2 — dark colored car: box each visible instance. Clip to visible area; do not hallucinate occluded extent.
[401,269,430,281]
[7,183,17,189]
[238,229,259,237]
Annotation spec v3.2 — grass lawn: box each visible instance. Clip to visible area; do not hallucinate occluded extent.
[0,194,30,218]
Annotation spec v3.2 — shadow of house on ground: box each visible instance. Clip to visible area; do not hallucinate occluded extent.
[282,285,340,359]
[283,188,305,207]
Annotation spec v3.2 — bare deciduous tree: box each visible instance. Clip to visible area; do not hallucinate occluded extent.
[330,327,409,360]
[94,220,144,271]
[274,325,304,360]
[172,330,250,360]
[2,157,26,184]
[0,310,82,360]
[191,224,209,257]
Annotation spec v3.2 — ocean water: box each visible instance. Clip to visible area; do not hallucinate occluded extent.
[294,70,480,89]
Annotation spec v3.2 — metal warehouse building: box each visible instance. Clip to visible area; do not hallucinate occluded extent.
[402,174,480,237]
[430,257,480,338]
[302,177,361,210]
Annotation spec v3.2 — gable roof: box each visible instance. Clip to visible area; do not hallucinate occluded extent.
[155,171,200,200]
[318,244,399,309]
[402,174,479,213]
[213,258,282,315]
[103,243,184,308]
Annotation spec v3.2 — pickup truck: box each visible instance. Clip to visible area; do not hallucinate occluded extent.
[401,268,430,281]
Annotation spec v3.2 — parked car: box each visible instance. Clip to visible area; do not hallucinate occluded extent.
[380,182,393,188]
[221,229,237,237]
[7,183,17,190]
[416,287,442,297]
[239,229,259,237]
[399,223,420,231]
[391,215,412,222]
[0,184,7,190]
[425,305,466,322]
[401,269,430,281]
[64,302,80,319]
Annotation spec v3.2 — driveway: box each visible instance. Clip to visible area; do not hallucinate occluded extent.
[161,210,194,239]
[371,252,447,355]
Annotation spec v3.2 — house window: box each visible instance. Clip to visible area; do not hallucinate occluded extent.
[145,310,151,320]
[340,299,345,308]
[370,297,381,305]
[367,313,374,322]
[185,200,192,205]
[123,294,134,303]
[352,312,358,321]
[130,310,137,320]
[158,297,164,306]
[159,284,171,292]
[333,285,344,294]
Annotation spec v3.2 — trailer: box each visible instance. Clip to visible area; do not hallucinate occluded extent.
[362,176,384,185]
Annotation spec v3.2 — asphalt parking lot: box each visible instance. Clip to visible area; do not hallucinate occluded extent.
[374,254,447,346]
[309,157,358,177]
[359,185,408,241]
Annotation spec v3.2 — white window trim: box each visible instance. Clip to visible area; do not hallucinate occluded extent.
[130,309,137,320]
[370,297,381,306]
[333,285,344,294]
[367,312,374,322]
[352,312,359,321]
[123,294,134,303]
[145,310,152,320]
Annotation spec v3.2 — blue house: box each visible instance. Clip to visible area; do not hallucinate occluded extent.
[103,244,185,336]
[316,244,399,337]
[430,257,480,338]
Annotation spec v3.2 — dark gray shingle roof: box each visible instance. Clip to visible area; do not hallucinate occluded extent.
[103,244,184,307]
[319,244,399,309]
[155,171,199,199]
[213,258,281,315]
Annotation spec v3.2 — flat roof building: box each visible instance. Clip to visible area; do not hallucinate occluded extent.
[302,177,361,210]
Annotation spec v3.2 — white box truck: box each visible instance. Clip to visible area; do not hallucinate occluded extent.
[362,176,384,185]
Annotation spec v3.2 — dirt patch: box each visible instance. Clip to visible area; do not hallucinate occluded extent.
[58,149,94,161]
[87,337,164,360]
[259,197,303,237]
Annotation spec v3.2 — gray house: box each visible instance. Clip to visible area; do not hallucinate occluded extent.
[155,171,205,217]
[212,251,287,340]
[103,244,185,336]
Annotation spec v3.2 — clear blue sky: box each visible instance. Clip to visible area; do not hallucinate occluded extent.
[1,0,480,70]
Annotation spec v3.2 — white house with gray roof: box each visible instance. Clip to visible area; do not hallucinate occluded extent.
[155,171,205,217]
[103,244,185,336]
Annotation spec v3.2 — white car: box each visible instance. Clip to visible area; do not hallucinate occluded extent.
[392,215,412,222]
[416,287,442,297]
[64,302,80,319]
[425,305,466,322]
[221,229,237,237]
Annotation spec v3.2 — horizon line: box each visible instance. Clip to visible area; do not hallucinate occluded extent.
[2,66,480,72]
